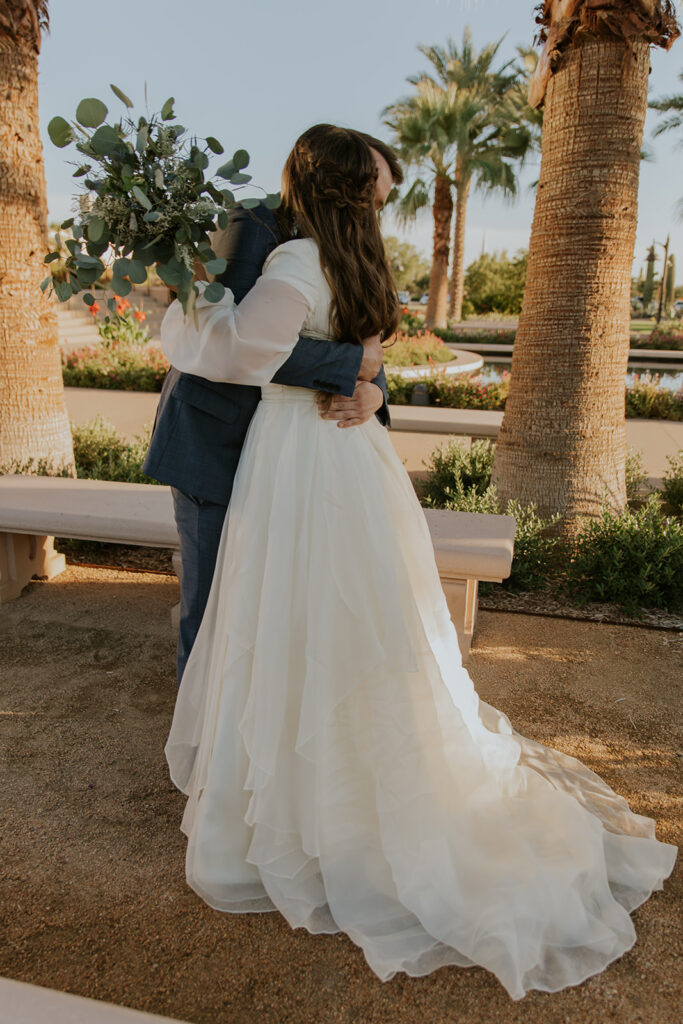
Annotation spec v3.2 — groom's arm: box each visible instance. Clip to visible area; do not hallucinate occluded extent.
[211,205,388,421]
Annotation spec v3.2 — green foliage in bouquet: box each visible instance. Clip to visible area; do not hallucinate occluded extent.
[44,86,280,314]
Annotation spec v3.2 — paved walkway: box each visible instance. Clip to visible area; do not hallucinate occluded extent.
[64,388,683,487]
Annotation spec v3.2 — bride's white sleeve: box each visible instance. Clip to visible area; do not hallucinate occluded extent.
[160,241,318,386]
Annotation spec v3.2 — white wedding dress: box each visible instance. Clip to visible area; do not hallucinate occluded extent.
[163,238,676,1000]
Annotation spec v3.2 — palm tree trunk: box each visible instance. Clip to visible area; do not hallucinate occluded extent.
[448,163,471,322]
[424,175,453,328]
[492,35,651,533]
[0,37,74,472]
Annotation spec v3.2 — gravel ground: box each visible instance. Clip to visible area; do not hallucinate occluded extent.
[0,565,680,1024]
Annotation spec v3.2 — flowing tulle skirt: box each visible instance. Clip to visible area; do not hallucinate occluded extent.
[166,383,676,1000]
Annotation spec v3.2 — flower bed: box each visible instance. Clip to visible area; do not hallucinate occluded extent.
[640,323,683,350]
[625,375,683,420]
[62,342,169,391]
[61,345,683,421]
[432,326,517,346]
[384,330,456,368]
[387,370,682,421]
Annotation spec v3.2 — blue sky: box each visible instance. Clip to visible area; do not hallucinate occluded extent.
[39,0,683,280]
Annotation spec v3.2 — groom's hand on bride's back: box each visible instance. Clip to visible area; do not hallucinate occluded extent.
[358,334,384,382]
[317,380,384,428]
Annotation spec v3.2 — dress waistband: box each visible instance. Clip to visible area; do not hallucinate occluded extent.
[260,384,317,403]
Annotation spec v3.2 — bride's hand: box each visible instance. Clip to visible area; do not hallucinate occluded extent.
[358,334,384,381]
[317,381,384,428]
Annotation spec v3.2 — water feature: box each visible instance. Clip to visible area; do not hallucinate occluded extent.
[478,361,683,392]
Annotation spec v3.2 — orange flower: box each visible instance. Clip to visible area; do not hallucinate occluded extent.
[133,310,146,322]
[89,302,101,315]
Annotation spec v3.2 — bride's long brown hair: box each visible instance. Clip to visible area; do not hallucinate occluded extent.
[276,124,401,344]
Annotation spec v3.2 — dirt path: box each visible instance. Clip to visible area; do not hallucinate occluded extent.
[1,566,680,1024]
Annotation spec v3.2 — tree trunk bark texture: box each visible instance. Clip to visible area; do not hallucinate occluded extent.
[424,175,453,329]
[492,35,650,532]
[0,39,74,472]
[448,168,471,323]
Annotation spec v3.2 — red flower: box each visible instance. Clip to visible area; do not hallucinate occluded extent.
[133,310,146,322]
[89,302,101,315]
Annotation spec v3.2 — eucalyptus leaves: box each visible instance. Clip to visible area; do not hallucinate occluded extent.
[44,85,280,315]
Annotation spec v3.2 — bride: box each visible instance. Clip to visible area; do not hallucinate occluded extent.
[161,124,676,1000]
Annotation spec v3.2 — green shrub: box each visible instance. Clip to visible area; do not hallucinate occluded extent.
[0,456,72,477]
[384,330,455,367]
[418,438,682,609]
[419,439,559,591]
[462,250,528,316]
[387,368,677,420]
[386,373,415,405]
[625,448,649,502]
[71,417,159,484]
[661,451,683,515]
[625,375,683,420]
[426,371,510,410]
[432,327,516,346]
[643,322,683,350]
[566,496,683,613]
[399,310,424,333]
[421,439,496,507]
[503,499,563,592]
[62,342,169,392]
[97,307,151,348]
[1,419,158,484]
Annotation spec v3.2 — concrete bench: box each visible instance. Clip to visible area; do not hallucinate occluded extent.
[0,475,515,656]
[0,975,189,1024]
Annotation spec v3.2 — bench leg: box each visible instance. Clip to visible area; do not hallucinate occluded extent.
[439,576,478,659]
[170,550,183,629]
[0,534,66,604]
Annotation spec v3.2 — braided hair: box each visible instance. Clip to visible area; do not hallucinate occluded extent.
[276,124,400,344]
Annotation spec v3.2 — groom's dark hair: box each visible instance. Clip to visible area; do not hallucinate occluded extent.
[352,132,403,187]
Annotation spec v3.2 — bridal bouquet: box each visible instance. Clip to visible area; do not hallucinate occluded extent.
[44,85,280,315]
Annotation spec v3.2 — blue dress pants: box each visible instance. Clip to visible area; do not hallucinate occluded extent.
[171,487,228,686]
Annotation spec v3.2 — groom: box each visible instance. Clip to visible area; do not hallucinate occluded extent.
[144,133,403,684]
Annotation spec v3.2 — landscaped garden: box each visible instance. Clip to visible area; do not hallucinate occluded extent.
[61,302,683,420]
[430,320,683,351]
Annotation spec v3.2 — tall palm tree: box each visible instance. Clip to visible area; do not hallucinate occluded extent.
[413,32,535,322]
[492,1,680,534]
[384,84,456,327]
[0,1,74,472]
[650,69,683,216]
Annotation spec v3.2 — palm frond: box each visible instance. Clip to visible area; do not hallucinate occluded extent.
[0,0,50,52]
[385,26,537,215]
[392,177,432,227]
